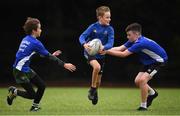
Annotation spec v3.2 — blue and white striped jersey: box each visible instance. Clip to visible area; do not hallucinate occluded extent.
[124,36,168,65]
[13,35,49,72]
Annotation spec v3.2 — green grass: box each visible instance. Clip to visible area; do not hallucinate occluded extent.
[0,87,180,115]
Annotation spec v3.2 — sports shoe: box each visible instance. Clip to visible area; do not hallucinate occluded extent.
[147,89,158,107]
[88,88,96,100]
[30,106,41,112]
[7,86,17,105]
[92,91,98,105]
[137,107,147,111]
[88,88,99,105]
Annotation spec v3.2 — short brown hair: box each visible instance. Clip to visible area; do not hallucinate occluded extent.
[125,23,142,34]
[96,6,110,17]
[23,17,40,34]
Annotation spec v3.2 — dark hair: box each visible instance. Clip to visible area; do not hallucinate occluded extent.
[96,6,110,17]
[23,17,40,34]
[125,23,142,34]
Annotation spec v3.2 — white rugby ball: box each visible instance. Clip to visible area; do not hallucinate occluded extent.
[87,39,102,56]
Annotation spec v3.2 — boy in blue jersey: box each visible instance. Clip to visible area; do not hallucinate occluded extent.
[79,6,114,105]
[7,17,76,111]
[105,23,168,110]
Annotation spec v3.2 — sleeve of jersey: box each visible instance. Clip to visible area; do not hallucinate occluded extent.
[128,42,142,53]
[34,41,49,56]
[46,53,65,67]
[79,24,94,46]
[103,27,114,50]
[124,40,133,48]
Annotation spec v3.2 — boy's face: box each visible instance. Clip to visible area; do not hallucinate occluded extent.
[126,31,139,42]
[33,23,42,38]
[99,11,111,26]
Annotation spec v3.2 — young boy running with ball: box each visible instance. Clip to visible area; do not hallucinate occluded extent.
[79,6,114,105]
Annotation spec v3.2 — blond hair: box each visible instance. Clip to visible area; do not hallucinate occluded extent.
[96,6,110,18]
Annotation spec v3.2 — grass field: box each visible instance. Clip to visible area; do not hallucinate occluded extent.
[0,87,180,115]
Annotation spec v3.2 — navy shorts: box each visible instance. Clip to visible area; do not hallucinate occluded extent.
[84,52,105,75]
[139,62,166,77]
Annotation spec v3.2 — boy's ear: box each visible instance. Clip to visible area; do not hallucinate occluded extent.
[136,31,141,36]
[31,29,37,35]
[32,29,35,33]
[32,29,37,33]
[132,31,139,35]
[97,16,101,20]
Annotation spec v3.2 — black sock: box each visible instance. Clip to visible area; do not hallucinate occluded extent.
[90,87,97,92]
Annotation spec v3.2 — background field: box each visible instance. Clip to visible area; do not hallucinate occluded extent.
[0,87,180,115]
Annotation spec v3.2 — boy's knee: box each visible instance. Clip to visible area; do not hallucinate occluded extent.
[39,83,46,90]
[28,91,36,99]
[138,78,147,86]
[135,77,147,87]
[93,65,101,72]
[134,79,140,86]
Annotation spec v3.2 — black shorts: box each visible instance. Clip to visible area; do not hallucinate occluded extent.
[84,52,105,75]
[139,62,166,77]
[13,68,36,84]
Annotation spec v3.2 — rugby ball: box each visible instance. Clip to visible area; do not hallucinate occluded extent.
[87,39,102,56]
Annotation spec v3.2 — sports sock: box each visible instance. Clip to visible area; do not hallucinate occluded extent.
[148,87,155,95]
[140,102,147,108]
[14,89,17,96]
[32,102,39,107]
[91,87,96,91]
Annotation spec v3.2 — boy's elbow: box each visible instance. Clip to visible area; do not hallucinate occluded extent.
[117,52,129,58]
[121,54,127,58]
[104,44,113,50]
[79,38,84,45]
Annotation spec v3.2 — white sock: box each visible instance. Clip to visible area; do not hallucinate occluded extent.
[14,89,17,96]
[148,87,155,95]
[140,102,147,108]
[33,103,39,107]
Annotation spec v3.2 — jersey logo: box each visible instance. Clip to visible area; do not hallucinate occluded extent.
[93,29,97,33]
[19,40,30,52]
[148,69,151,73]
[104,31,108,35]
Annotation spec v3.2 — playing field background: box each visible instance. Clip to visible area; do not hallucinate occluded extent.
[0,87,180,115]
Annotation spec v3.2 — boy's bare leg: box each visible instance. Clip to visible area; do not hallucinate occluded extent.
[88,60,101,105]
[96,74,102,88]
[135,72,151,110]
[90,60,101,88]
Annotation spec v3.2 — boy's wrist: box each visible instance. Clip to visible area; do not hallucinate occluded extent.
[82,43,86,46]
[83,43,88,48]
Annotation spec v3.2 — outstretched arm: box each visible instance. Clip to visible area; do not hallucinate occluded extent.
[106,49,132,58]
[34,41,76,72]
[52,50,62,56]
[46,53,76,72]
[110,45,127,51]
